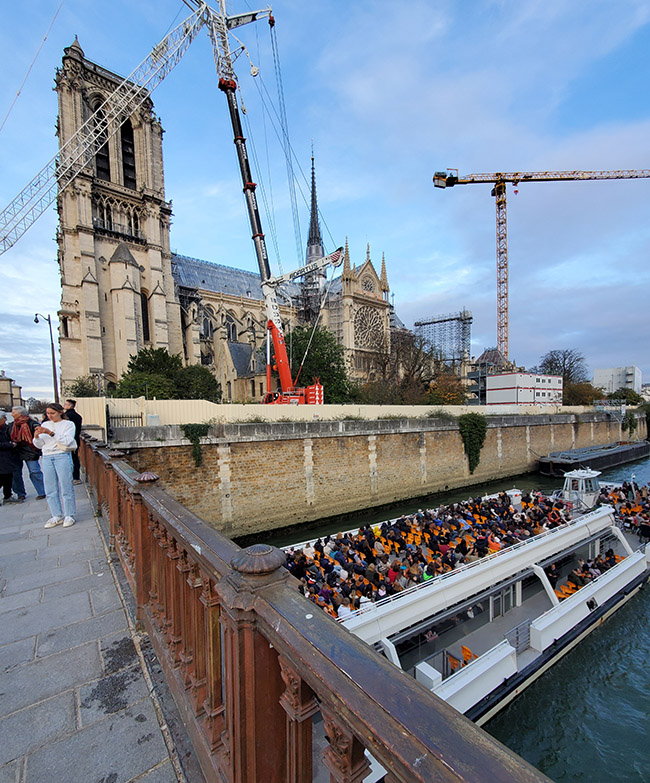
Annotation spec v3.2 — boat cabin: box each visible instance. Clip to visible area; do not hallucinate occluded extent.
[557,468,602,512]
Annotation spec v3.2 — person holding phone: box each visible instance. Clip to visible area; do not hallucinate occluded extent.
[33,403,77,529]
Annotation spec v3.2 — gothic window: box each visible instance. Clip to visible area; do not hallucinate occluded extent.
[140,291,151,342]
[121,119,137,189]
[250,380,255,398]
[61,317,69,338]
[94,107,111,181]
[201,316,215,339]
[354,306,383,348]
[226,381,232,399]
[361,275,375,293]
[225,315,237,342]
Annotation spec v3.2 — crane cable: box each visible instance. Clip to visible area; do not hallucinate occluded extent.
[0,0,65,135]
[269,22,303,266]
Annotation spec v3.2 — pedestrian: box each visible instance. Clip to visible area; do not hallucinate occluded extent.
[0,412,20,504]
[32,403,78,528]
[63,399,83,484]
[9,405,46,502]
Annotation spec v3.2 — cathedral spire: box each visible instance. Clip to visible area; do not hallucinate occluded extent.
[366,243,371,263]
[380,252,389,292]
[306,148,324,263]
[342,237,352,279]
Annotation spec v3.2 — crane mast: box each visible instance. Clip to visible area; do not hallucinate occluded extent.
[434,168,650,360]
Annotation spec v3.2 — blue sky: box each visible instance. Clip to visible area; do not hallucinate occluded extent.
[1,0,649,399]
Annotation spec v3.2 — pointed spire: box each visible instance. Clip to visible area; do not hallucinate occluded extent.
[380,252,389,292]
[366,243,371,264]
[342,237,351,279]
[64,35,84,59]
[306,147,325,264]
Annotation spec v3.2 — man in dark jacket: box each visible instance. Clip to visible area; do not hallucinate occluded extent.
[10,406,45,501]
[0,412,19,503]
[64,399,83,483]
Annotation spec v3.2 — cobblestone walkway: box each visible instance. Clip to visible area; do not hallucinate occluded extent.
[0,483,181,783]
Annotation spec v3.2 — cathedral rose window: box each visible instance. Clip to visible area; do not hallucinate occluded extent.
[354,306,383,348]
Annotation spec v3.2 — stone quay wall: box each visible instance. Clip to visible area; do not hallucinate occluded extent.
[115,411,647,538]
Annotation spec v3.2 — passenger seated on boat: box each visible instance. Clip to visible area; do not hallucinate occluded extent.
[605,549,617,569]
[545,563,560,588]
[567,568,588,588]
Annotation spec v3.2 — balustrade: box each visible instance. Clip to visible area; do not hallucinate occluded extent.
[79,435,551,783]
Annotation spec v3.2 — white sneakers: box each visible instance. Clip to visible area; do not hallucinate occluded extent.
[44,515,76,529]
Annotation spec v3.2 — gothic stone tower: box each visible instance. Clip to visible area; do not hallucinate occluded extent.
[55,38,183,391]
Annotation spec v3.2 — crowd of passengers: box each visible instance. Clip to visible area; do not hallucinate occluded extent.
[285,481,650,619]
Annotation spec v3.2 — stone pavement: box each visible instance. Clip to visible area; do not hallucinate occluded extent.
[0,483,183,783]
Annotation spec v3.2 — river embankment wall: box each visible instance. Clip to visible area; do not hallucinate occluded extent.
[110,410,647,538]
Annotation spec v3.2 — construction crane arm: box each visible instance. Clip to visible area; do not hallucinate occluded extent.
[434,169,650,187]
[268,246,344,287]
[0,8,205,256]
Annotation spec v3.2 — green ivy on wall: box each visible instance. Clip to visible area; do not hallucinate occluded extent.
[621,411,638,435]
[458,413,488,474]
[181,423,210,467]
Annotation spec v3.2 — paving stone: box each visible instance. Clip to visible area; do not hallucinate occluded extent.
[2,561,91,596]
[37,610,127,658]
[0,759,19,783]
[0,538,41,557]
[90,583,123,615]
[127,760,177,783]
[0,551,38,574]
[79,664,150,727]
[0,692,76,766]
[24,701,169,783]
[1,592,92,647]
[0,530,30,543]
[0,589,41,616]
[101,634,139,675]
[42,571,112,601]
[0,637,35,672]
[0,557,61,580]
[0,640,102,715]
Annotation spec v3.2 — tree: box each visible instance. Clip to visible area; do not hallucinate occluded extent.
[126,347,183,378]
[538,349,589,385]
[65,375,101,397]
[563,382,603,406]
[428,372,466,405]
[116,371,177,400]
[607,387,643,405]
[176,365,222,402]
[26,397,49,414]
[283,326,355,403]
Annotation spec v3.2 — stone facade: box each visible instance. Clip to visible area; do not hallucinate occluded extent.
[55,39,183,392]
[121,411,647,537]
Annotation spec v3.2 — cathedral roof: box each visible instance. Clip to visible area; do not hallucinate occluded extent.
[228,342,254,377]
[172,253,300,300]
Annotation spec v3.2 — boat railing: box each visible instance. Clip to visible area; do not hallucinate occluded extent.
[78,435,552,783]
[505,618,532,654]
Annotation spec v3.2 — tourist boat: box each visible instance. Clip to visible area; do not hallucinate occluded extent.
[538,440,650,477]
[286,474,650,731]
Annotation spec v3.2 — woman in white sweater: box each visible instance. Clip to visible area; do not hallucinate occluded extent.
[33,403,78,528]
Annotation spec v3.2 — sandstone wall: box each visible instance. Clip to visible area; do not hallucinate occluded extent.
[121,412,647,537]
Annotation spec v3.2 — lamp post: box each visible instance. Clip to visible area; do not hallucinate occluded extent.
[34,313,59,404]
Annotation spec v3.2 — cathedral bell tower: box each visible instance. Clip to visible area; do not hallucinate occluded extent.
[55,38,183,391]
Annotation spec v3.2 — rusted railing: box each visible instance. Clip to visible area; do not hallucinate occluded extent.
[80,436,551,783]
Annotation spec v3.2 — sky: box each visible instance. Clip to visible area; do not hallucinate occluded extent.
[1,0,649,399]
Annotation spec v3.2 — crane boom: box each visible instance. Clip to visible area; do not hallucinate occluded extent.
[0,9,205,255]
[434,167,650,360]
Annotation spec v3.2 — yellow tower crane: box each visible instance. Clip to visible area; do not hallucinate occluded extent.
[433,168,650,361]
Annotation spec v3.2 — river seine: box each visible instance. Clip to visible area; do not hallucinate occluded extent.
[263,454,650,782]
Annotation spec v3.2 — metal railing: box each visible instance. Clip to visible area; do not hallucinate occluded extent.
[79,435,551,783]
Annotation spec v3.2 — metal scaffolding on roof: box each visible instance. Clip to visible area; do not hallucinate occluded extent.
[414,310,472,365]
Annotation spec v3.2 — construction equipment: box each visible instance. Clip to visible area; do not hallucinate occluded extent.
[434,168,650,360]
[0,0,343,403]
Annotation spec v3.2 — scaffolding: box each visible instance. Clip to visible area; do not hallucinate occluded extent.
[414,310,472,365]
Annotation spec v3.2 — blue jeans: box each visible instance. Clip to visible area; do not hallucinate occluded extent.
[41,453,76,519]
[12,459,45,498]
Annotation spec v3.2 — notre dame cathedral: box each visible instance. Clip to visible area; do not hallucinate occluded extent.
[55,39,399,401]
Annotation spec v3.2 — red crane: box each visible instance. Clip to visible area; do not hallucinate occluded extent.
[434,168,650,360]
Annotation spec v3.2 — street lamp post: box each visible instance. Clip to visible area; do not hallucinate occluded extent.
[34,313,59,404]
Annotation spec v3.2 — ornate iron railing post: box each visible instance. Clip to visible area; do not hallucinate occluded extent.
[217,544,291,783]
[278,656,319,783]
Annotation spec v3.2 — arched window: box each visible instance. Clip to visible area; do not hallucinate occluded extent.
[94,107,110,181]
[140,291,150,342]
[225,315,237,342]
[121,119,137,189]
[226,381,232,400]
